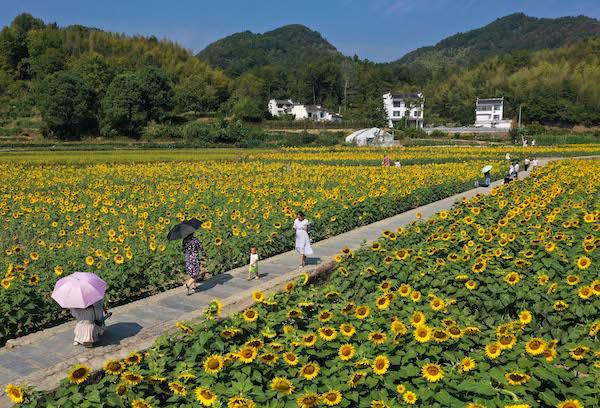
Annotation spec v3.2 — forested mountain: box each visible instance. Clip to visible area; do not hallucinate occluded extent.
[197,24,341,76]
[390,13,600,83]
[1,12,599,141]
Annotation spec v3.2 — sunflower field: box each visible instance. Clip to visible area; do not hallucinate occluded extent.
[1,147,515,344]
[8,158,598,408]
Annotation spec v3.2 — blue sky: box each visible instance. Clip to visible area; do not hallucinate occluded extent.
[1,0,599,62]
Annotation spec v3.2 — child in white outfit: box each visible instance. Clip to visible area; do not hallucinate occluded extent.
[248,247,259,280]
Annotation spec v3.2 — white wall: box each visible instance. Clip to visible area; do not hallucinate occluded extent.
[383,92,424,128]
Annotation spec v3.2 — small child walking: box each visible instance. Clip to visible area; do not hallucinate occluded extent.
[248,247,259,280]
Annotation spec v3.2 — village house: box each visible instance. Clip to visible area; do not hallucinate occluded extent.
[474,97,512,129]
[268,99,341,122]
[383,92,424,128]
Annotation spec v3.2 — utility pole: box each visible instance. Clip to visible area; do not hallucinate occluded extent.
[518,104,523,128]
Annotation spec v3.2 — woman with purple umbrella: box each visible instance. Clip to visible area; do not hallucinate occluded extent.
[52,272,111,347]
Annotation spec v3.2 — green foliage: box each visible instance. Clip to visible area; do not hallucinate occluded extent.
[100,73,144,137]
[37,71,97,139]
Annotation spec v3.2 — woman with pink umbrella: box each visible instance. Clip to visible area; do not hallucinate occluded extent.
[52,272,111,347]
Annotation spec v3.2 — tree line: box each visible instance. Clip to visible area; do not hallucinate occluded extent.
[1,14,599,141]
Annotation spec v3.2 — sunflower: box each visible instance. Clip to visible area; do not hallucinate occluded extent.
[125,352,143,365]
[446,326,462,339]
[465,280,477,290]
[557,400,583,408]
[503,272,521,285]
[85,256,95,266]
[168,381,187,395]
[321,390,342,406]
[319,310,333,322]
[371,401,389,408]
[297,392,320,408]
[348,371,367,387]
[430,297,445,311]
[355,305,370,319]
[28,274,40,285]
[195,387,218,406]
[471,259,487,273]
[497,335,517,350]
[245,338,264,349]
[132,399,152,408]
[505,372,530,385]
[411,311,426,327]
[4,384,24,404]
[576,256,591,270]
[115,382,128,396]
[300,362,320,380]
[566,275,581,285]
[271,377,294,395]
[339,344,356,361]
[114,254,124,264]
[432,329,449,343]
[398,284,412,296]
[68,364,91,384]
[485,343,502,359]
[372,355,390,375]
[121,371,143,385]
[569,346,589,360]
[242,308,258,322]
[103,359,124,375]
[459,357,476,373]
[376,295,391,310]
[203,355,224,375]
[578,286,593,299]
[395,249,409,260]
[333,322,356,339]
[414,325,432,343]
[288,308,303,319]
[421,363,444,382]
[252,291,264,302]
[410,291,422,302]
[283,351,299,366]
[259,352,278,365]
[391,319,407,335]
[403,391,418,405]
[518,310,532,325]
[228,396,256,408]
[302,333,318,347]
[319,327,337,341]
[553,300,569,311]
[237,347,257,363]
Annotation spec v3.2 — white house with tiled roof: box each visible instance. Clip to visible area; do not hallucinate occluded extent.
[475,97,512,129]
[268,99,341,122]
[383,92,424,128]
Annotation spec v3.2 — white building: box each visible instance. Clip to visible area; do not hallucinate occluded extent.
[268,99,294,117]
[269,99,341,122]
[383,92,424,128]
[475,97,512,129]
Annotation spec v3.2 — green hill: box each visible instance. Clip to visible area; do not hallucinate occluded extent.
[391,13,600,81]
[197,24,342,76]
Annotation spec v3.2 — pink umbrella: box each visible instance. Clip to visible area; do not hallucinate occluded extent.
[51,272,107,309]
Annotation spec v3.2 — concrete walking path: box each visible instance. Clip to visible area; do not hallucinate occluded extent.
[0,156,594,406]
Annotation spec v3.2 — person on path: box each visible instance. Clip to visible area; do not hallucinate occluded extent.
[523,139,528,147]
[505,153,511,162]
[513,160,520,179]
[248,247,260,281]
[182,232,208,295]
[394,159,401,167]
[293,211,313,268]
[524,157,530,171]
[382,155,391,166]
[70,299,108,348]
[532,157,539,171]
[482,170,491,187]
[531,139,536,147]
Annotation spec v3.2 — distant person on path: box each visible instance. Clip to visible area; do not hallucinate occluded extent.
[70,299,109,348]
[532,157,539,171]
[183,232,208,295]
[248,246,260,281]
[513,160,520,179]
[394,159,401,167]
[382,155,391,166]
[523,139,528,147]
[524,157,530,171]
[294,211,313,268]
[531,139,536,147]
[505,153,511,162]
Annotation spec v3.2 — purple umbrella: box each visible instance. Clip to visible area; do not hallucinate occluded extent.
[51,272,107,309]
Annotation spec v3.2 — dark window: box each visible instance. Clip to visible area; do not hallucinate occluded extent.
[393,111,401,117]
[393,101,402,107]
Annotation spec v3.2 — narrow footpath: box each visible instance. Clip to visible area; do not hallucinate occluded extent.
[0,156,593,406]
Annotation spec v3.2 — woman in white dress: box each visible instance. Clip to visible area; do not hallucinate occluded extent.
[293,211,313,268]
[70,299,106,347]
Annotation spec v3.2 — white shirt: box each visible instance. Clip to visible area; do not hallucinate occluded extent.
[532,159,538,167]
[506,154,511,161]
[514,163,519,172]
[509,165,515,175]
[294,218,310,231]
[524,158,530,165]
[249,253,259,266]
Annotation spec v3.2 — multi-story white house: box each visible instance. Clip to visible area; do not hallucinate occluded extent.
[383,92,424,128]
[267,99,294,117]
[475,97,512,129]
[268,99,341,122]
